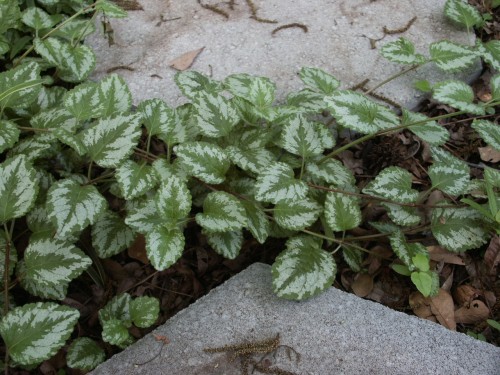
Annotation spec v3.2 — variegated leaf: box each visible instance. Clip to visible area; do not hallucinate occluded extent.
[471,119,500,151]
[324,90,399,134]
[98,74,132,117]
[324,191,362,231]
[381,38,426,65]
[241,201,270,244]
[52,128,87,156]
[299,67,340,94]
[17,260,68,300]
[272,235,336,300]
[342,247,363,273]
[0,120,20,153]
[174,141,230,184]
[130,296,159,328]
[94,0,128,18]
[115,160,156,200]
[305,158,355,187]
[274,198,322,231]
[382,203,421,226]
[21,7,61,30]
[81,114,141,168]
[0,61,43,110]
[63,82,101,121]
[389,230,428,269]
[0,155,38,223]
[444,0,483,29]
[8,133,54,162]
[52,19,96,41]
[280,114,325,157]
[195,191,246,232]
[362,166,419,203]
[287,90,327,113]
[174,71,221,99]
[91,210,135,258]
[192,91,239,138]
[98,293,131,324]
[23,236,91,294]
[31,107,79,132]
[429,40,479,72]
[402,109,449,145]
[255,162,308,204]
[431,206,488,252]
[0,1,21,34]
[432,80,485,115]
[206,230,243,259]
[227,145,275,174]
[47,179,106,238]
[101,319,130,346]
[225,73,276,108]
[428,146,470,195]
[492,74,500,101]
[145,227,185,271]
[477,40,499,71]
[155,176,192,226]
[152,158,189,182]
[125,199,164,234]
[0,302,79,366]
[67,337,105,371]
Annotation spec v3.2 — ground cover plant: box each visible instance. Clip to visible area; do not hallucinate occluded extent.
[0,0,499,372]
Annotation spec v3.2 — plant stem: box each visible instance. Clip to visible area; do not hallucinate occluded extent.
[364,63,422,95]
[3,224,11,317]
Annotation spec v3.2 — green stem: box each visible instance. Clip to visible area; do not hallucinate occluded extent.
[299,157,305,180]
[364,63,423,95]
[167,144,172,164]
[3,223,11,317]
[87,161,93,181]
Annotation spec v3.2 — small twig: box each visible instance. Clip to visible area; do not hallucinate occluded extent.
[272,23,308,36]
[383,16,417,35]
[197,0,229,19]
[106,65,135,73]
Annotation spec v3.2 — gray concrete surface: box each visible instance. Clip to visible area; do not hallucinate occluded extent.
[87,0,481,108]
[91,263,500,375]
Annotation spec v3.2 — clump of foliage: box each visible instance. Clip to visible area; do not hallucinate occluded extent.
[0,0,498,372]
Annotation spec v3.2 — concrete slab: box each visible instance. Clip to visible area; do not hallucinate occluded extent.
[87,0,481,109]
[90,263,500,375]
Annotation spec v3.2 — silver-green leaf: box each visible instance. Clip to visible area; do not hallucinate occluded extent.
[299,67,340,95]
[98,74,132,118]
[381,37,426,65]
[389,230,428,269]
[428,146,470,195]
[255,162,308,204]
[241,201,270,244]
[274,198,322,231]
[362,166,419,203]
[192,91,240,138]
[471,119,500,151]
[67,337,105,371]
[145,227,185,271]
[155,176,192,227]
[444,0,483,29]
[224,73,276,108]
[0,120,20,153]
[63,82,101,121]
[324,191,362,232]
[280,114,326,158]
[195,191,246,232]
[382,203,421,227]
[206,230,243,259]
[430,40,479,72]
[91,210,135,258]
[432,80,485,115]
[115,160,156,200]
[402,109,449,145]
[130,296,159,328]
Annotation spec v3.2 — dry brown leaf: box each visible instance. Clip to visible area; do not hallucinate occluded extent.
[351,273,374,297]
[453,285,478,307]
[170,47,205,71]
[454,300,490,324]
[484,236,500,276]
[478,146,500,163]
[409,291,433,319]
[428,246,464,265]
[429,289,456,330]
[128,234,149,264]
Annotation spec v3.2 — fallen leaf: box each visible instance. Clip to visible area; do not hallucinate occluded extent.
[484,236,500,276]
[478,146,500,163]
[170,47,205,71]
[455,300,490,324]
[453,285,478,307]
[428,246,464,265]
[351,273,374,297]
[128,233,150,264]
[153,333,170,344]
[409,291,433,320]
[429,289,456,330]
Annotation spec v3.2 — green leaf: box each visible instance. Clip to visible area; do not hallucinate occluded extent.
[91,210,135,258]
[8,133,54,162]
[342,247,363,273]
[0,302,79,366]
[362,166,419,203]
[63,82,101,121]
[471,120,500,151]
[130,296,159,328]
[477,40,500,71]
[0,62,43,110]
[81,114,141,168]
[324,90,399,134]
[101,319,130,346]
[444,0,483,29]
[272,235,336,300]
[381,38,426,65]
[412,253,430,271]
[430,41,479,72]
[287,90,327,113]
[487,319,500,331]
[98,74,132,117]
[485,166,500,188]
[17,260,68,300]
[411,271,434,297]
[428,146,470,195]
[389,230,428,269]
[115,160,156,200]
[381,203,421,226]
[227,145,275,175]
[155,176,192,226]
[34,37,95,82]
[241,201,270,244]
[192,91,240,137]
[21,7,61,30]
[279,114,327,157]
[52,128,87,156]
[94,0,128,18]
[0,155,38,223]
[274,198,322,231]
[392,264,412,276]
[145,227,185,271]
[98,293,131,324]
[174,141,230,184]
[23,236,91,296]
[195,191,246,232]
[0,1,21,34]
[206,230,243,259]
[47,179,107,238]
[255,162,308,204]
[125,199,164,234]
[67,337,105,371]
[431,206,489,252]
[299,67,340,94]
[0,120,19,153]
[52,19,96,41]
[174,71,221,99]
[414,80,432,93]
[324,190,362,231]
[31,107,78,133]
[432,80,485,115]
[224,73,276,107]
[402,109,449,145]
[305,159,355,187]
[491,74,500,101]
